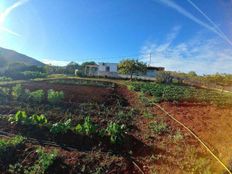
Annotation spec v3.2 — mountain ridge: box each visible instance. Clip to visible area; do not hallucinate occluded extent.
[0,47,44,70]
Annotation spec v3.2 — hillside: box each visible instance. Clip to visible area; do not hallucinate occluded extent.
[0,47,44,70]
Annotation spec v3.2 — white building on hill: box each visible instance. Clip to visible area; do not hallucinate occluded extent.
[84,62,165,79]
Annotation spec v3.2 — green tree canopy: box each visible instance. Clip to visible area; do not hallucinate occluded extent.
[118,59,147,80]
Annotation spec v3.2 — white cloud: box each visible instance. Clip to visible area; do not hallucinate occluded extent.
[41,59,70,66]
[140,27,232,74]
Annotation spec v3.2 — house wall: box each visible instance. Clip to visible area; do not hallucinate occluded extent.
[146,70,158,77]
[98,63,118,72]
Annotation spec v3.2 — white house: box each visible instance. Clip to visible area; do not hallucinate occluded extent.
[83,62,165,79]
[97,62,118,77]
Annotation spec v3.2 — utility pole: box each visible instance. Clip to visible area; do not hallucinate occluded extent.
[148,52,152,67]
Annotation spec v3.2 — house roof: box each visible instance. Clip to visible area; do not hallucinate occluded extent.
[85,64,98,68]
[147,66,165,71]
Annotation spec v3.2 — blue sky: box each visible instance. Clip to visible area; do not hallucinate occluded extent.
[0,0,232,74]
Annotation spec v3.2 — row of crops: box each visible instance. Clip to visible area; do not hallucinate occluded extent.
[128,82,232,106]
[0,84,64,105]
[48,78,115,88]
[6,110,125,144]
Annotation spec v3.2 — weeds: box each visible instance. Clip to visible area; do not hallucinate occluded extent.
[0,136,25,155]
[149,121,168,134]
[173,130,183,142]
[143,111,154,118]
[9,147,58,174]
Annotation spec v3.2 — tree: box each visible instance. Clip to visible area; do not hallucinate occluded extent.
[65,61,79,74]
[118,59,147,80]
[156,71,173,84]
[188,71,197,77]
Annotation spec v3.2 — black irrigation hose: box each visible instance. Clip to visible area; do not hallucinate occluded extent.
[0,130,145,174]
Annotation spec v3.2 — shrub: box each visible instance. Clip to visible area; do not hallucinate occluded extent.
[47,89,64,104]
[156,71,173,84]
[50,119,71,134]
[21,71,47,79]
[29,90,45,103]
[74,116,96,135]
[149,121,168,134]
[105,122,125,144]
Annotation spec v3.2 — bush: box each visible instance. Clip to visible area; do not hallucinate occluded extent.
[156,71,173,84]
[47,89,64,104]
[21,71,47,79]
[29,90,45,103]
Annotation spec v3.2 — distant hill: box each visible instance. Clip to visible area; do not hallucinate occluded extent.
[0,47,44,71]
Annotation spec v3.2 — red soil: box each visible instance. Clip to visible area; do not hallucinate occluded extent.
[159,102,232,172]
[23,81,114,103]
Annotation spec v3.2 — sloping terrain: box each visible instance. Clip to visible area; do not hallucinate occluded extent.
[0,47,44,70]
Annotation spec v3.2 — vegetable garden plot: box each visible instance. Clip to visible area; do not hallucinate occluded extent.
[0,80,148,173]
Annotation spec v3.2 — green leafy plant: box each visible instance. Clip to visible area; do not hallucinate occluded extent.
[8,111,31,125]
[47,89,64,104]
[50,119,71,134]
[105,122,125,144]
[74,116,96,135]
[8,111,48,126]
[149,121,168,134]
[29,89,45,103]
[30,114,48,126]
